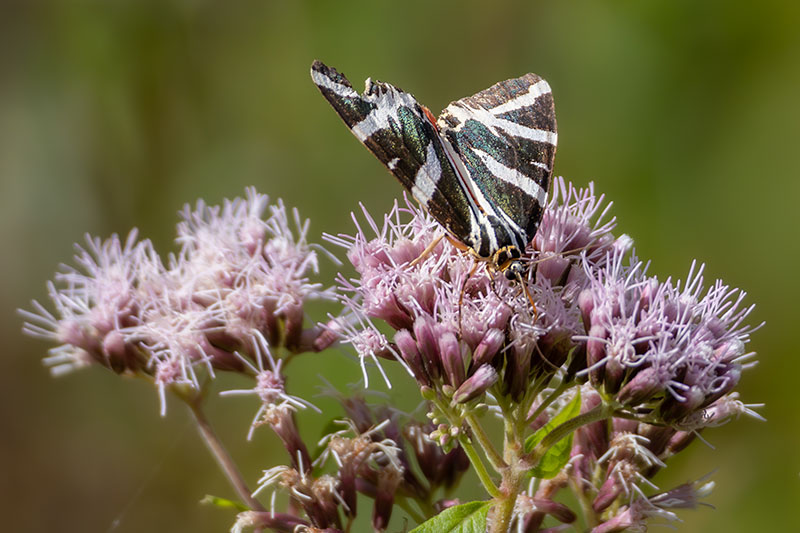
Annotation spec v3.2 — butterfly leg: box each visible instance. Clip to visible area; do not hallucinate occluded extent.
[516,270,538,323]
[409,233,446,268]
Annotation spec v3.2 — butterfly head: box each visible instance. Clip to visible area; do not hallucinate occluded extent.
[492,246,527,280]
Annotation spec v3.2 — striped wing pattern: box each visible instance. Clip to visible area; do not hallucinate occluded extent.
[311,60,557,267]
[311,61,474,245]
[438,74,557,246]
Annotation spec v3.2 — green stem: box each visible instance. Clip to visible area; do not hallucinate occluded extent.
[489,389,529,533]
[517,374,549,434]
[465,413,506,471]
[489,455,526,533]
[430,396,501,498]
[568,476,598,529]
[182,392,265,512]
[459,434,501,498]
[493,390,520,464]
[525,381,570,426]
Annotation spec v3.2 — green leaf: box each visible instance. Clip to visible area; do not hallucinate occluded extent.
[410,501,490,533]
[199,494,248,511]
[524,389,582,479]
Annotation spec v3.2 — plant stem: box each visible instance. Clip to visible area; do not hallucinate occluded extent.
[488,389,529,533]
[185,396,266,512]
[489,452,526,533]
[459,434,501,498]
[489,402,616,533]
[465,413,506,471]
[569,476,599,529]
[517,374,549,434]
[525,381,569,427]
[431,396,503,496]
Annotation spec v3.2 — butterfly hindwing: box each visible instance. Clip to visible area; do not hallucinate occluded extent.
[438,74,557,243]
[311,60,476,245]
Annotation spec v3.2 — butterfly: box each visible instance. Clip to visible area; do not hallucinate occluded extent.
[311,60,557,280]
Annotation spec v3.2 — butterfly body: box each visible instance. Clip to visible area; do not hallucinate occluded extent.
[311,61,557,278]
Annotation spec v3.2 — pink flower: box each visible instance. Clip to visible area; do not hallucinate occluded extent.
[21,190,335,414]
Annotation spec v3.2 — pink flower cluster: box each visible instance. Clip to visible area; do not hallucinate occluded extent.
[21,189,335,413]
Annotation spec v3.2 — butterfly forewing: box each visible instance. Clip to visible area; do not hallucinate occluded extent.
[438,74,557,244]
[311,60,476,245]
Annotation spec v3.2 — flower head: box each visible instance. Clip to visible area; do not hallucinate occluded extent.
[579,249,760,423]
[20,231,161,375]
[21,190,335,413]
[327,183,626,400]
[326,179,760,529]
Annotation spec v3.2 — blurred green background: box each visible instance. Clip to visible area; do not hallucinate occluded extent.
[2,1,798,531]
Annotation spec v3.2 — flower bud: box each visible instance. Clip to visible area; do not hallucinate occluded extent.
[453,364,498,404]
[616,366,665,406]
[366,280,414,331]
[266,405,311,472]
[261,297,282,347]
[440,445,470,489]
[204,340,245,371]
[635,424,672,463]
[310,475,344,530]
[592,473,620,513]
[575,391,608,459]
[100,330,127,367]
[413,317,441,381]
[521,510,545,532]
[603,356,624,394]
[373,467,402,531]
[533,498,577,524]
[535,327,574,373]
[283,302,305,351]
[591,504,644,533]
[505,343,532,401]
[340,396,374,434]
[338,462,357,518]
[312,320,341,352]
[537,254,571,285]
[666,430,696,455]
[434,499,460,512]
[439,332,465,388]
[577,289,595,330]
[611,417,638,436]
[470,328,505,368]
[101,329,146,373]
[649,479,715,509]
[586,324,607,386]
[394,329,429,386]
[660,387,705,422]
[702,363,742,406]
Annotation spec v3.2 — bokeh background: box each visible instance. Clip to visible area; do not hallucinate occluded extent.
[2,1,798,531]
